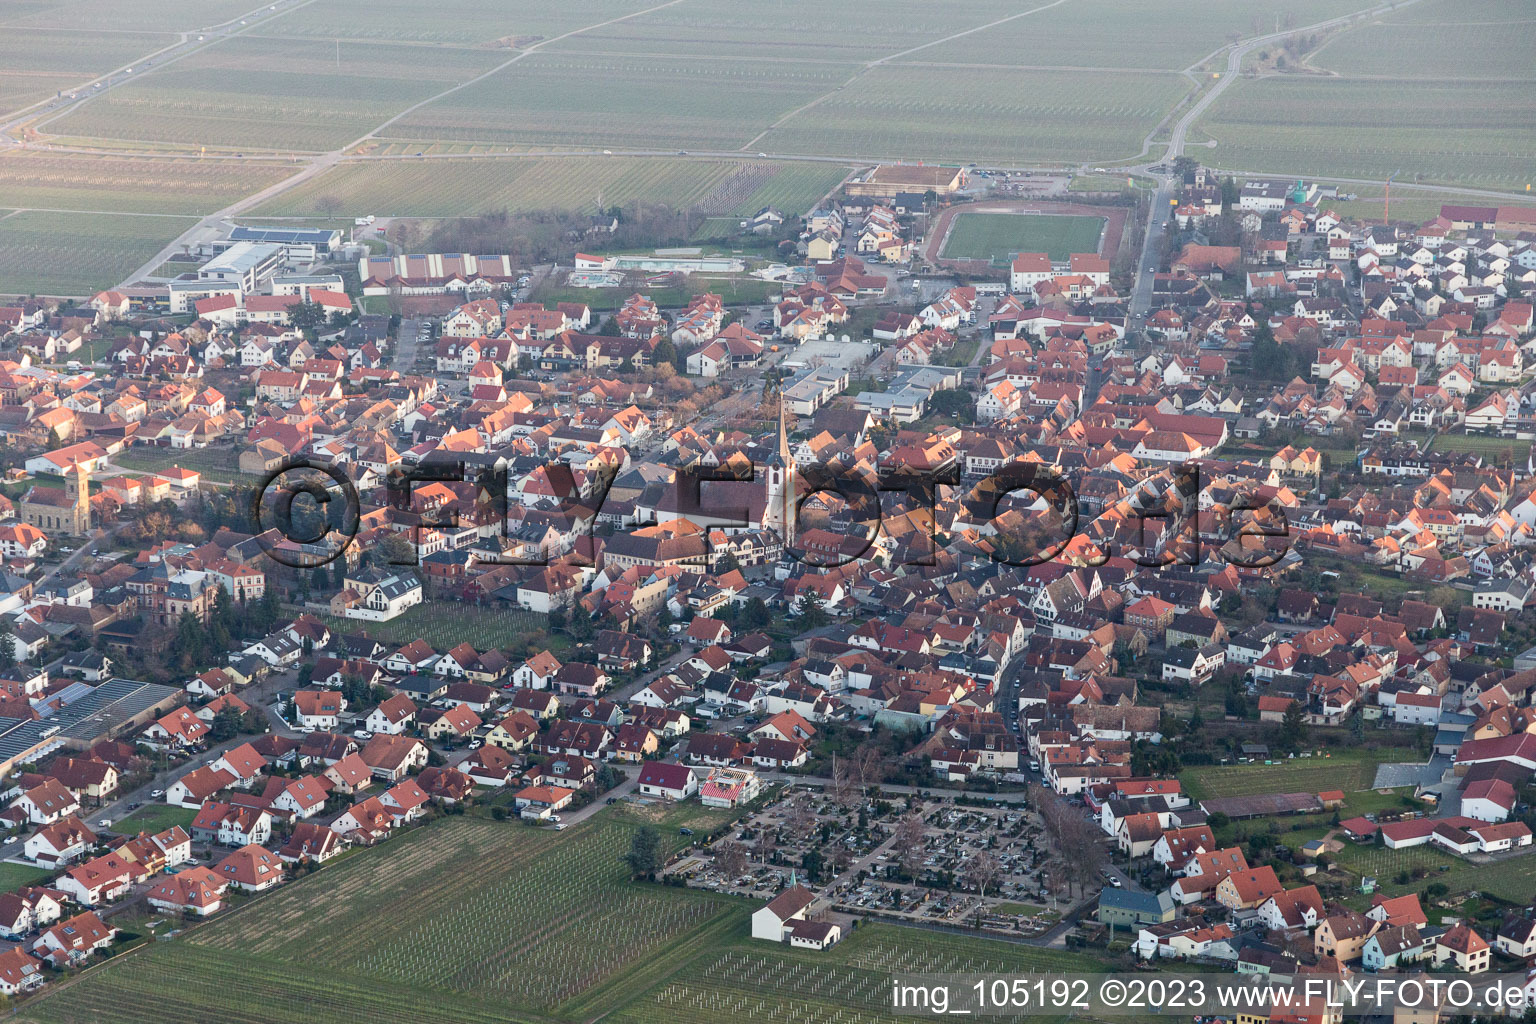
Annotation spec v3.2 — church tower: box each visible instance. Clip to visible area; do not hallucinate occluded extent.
[65,463,90,536]
[765,394,797,546]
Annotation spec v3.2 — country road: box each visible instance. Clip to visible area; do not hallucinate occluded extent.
[1126,0,1428,320]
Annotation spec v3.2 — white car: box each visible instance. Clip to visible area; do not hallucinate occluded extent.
[554,823,567,831]
[150,789,165,799]
[96,819,112,829]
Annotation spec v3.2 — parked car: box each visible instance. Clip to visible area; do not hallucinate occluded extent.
[150,789,165,798]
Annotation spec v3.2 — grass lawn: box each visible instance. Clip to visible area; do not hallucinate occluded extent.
[152,260,203,277]
[935,337,981,367]
[314,602,570,655]
[1068,174,1149,192]
[113,804,197,836]
[1429,431,1531,462]
[1180,746,1421,802]
[112,445,250,486]
[0,861,56,891]
[941,211,1105,265]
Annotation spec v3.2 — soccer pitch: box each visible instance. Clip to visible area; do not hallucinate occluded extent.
[941,211,1105,264]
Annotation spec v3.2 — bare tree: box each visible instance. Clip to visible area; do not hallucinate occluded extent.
[892,812,928,880]
[968,850,1004,900]
[829,757,859,808]
[757,829,778,865]
[315,195,344,219]
[786,795,816,842]
[853,741,885,795]
[715,840,749,881]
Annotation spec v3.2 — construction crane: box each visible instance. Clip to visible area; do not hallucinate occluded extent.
[1383,169,1400,222]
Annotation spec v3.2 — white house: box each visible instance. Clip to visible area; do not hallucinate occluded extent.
[636,762,697,801]
[751,883,817,942]
[345,574,423,622]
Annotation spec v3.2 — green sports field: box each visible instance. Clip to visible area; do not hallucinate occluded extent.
[940,211,1105,264]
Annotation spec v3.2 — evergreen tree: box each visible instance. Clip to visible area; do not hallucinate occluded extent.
[1278,700,1309,753]
[0,619,15,675]
[624,826,661,877]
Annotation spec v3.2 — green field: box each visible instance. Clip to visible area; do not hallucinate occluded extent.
[17,802,1106,1024]
[1329,842,1536,904]
[46,35,512,152]
[1312,0,1535,79]
[113,445,249,485]
[1197,75,1536,191]
[111,804,198,836]
[941,211,1105,264]
[255,157,848,219]
[313,601,569,653]
[0,862,56,891]
[0,29,174,117]
[0,210,193,296]
[252,0,650,46]
[607,922,1093,1024]
[383,53,850,153]
[1429,432,1530,461]
[759,66,1189,165]
[543,0,1029,62]
[0,152,296,216]
[1180,747,1421,802]
[892,0,1361,70]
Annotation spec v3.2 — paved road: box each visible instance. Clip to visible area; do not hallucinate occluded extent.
[0,0,314,140]
[1124,0,1427,322]
[393,318,428,373]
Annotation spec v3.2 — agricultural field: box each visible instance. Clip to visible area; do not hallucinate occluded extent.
[15,943,523,1024]
[605,923,1095,1024]
[0,28,174,117]
[1179,746,1421,802]
[941,211,1105,264]
[1195,76,1536,190]
[382,53,852,152]
[44,35,511,153]
[545,0,1027,62]
[13,798,1097,1024]
[1329,841,1536,904]
[255,157,847,219]
[758,67,1189,165]
[253,0,651,46]
[1311,0,1536,78]
[0,152,297,216]
[22,807,738,1024]
[1,0,263,33]
[0,210,194,296]
[894,0,1361,70]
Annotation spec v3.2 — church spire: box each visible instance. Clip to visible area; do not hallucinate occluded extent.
[777,391,790,463]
